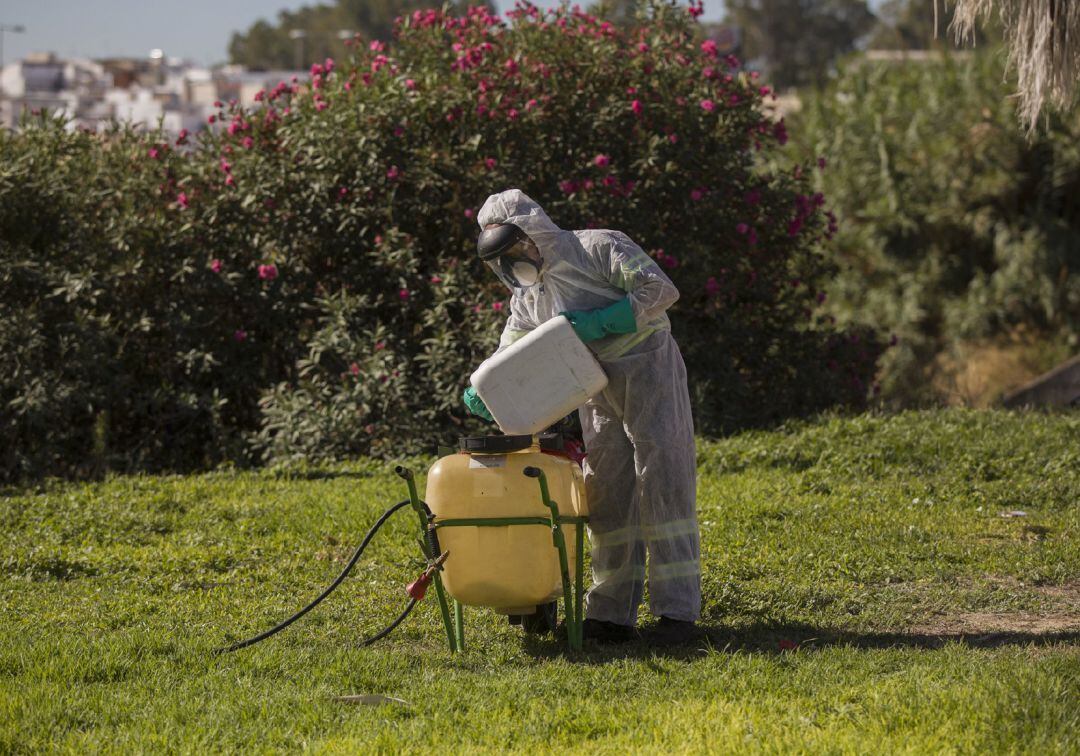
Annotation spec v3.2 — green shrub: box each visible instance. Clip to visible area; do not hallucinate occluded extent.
[789,50,1080,405]
[0,2,881,481]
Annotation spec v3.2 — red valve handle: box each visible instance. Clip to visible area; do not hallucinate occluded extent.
[406,573,431,600]
[405,551,449,601]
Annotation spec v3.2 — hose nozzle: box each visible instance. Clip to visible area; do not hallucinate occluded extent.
[405,551,449,601]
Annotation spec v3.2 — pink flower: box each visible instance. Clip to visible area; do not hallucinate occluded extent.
[700,39,718,58]
[404,79,416,90]
[369,40,385,52]
[558,179,579,195]
[148,147,160,159]
[705,276,720,297]
[637,42,649,53]
[339,186,349,197]
[176,128,189,145]
[315,101,328,112]
[375,341,386,350]
[593,154,610,168]
[349,362,360,377]
[220,157,231,173]
[310,62,324,77]
[630,99,643,116]
[207,115,216,124]
[398,288,410,300]
[258,264,278,280]
[485,157,497,169]
[430,275,443,284]
[224,174,235,187]
[386,165,400,180]
[233,329,247,342]
[774,120,789,145]
[507,108,519,120]
[690,188,704,201]
[324,57,335,72]
[736,223,749,235]
[176,192,189,209]
[242,136,254,149]
[525,98,538,111]
[492,301,504,311]
[700,99,715,112]
[463,208,474,219]
[210,259,223,273]
[668,133,678,144]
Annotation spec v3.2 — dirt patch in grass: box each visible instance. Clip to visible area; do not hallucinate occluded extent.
[909,612,1080,636]
[906,580,1080,637]
[911,583,1080,635]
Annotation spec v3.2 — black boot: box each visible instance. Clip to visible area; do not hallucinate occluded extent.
[581,618,638,644]
[646,617,703,647]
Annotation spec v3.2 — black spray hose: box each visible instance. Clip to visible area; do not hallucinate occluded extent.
[216,499,413,654]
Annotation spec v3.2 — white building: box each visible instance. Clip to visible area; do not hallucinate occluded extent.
[0,50,304,135]
[0,52,111,129]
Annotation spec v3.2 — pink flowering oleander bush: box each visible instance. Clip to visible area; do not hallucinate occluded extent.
[0,1,882,480]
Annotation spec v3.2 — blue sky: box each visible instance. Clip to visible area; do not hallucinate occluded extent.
[0,0,740,67]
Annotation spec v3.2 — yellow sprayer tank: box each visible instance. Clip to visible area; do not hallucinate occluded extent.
[425,435,588,613]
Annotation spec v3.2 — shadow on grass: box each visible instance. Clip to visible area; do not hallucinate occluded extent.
[519,621,1080,663]
[268,470,379,482]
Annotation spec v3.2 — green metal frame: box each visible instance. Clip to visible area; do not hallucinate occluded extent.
[398,465,588,652]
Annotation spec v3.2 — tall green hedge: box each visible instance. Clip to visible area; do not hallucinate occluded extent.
[790,50,1080,404]
[0,2,880,481]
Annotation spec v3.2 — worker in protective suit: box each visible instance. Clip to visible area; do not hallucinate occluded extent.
[462,189,701,646]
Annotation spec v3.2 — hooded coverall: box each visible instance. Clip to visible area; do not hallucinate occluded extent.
[477,189,701,625]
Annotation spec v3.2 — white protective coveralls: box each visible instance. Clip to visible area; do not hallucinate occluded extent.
[477,189,701,625]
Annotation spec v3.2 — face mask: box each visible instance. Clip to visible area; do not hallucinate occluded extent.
[486,238,543,290]
[510,260,540,287]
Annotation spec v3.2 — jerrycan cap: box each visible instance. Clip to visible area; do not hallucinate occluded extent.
[459,434,534,454]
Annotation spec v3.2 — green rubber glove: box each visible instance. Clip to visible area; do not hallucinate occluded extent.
[462,386,494,422]
[560,297,637,343]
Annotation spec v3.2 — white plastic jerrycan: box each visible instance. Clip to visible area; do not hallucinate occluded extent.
[470,315,608,435]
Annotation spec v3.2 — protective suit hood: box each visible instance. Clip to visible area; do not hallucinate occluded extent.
[477,189,565,257]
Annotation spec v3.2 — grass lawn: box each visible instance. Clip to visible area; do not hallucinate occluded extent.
[1,409,1078,753]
